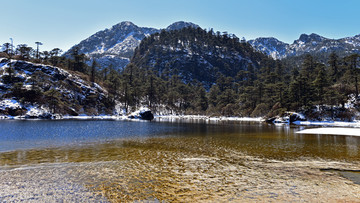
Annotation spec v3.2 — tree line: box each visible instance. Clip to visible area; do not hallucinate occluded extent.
[1,28,360,119]
[123,27,360,119]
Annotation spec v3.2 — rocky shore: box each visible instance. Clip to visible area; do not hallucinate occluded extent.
[0,155,359,202]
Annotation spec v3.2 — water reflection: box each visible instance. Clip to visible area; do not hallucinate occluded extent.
[0,120,359,168]
[346,136,359,156]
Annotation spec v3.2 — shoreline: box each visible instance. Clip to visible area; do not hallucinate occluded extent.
[2,113,360,127]
[2,113,360,131]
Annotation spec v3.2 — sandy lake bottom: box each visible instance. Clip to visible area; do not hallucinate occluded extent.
[0,120,360,202]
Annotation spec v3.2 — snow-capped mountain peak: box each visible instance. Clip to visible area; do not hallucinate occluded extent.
[64,21,200,70]
[248,37,289,59]
[250,33,360,60]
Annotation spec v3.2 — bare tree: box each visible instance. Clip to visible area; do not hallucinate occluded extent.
[9,38,13,56]
[35,41,43,59]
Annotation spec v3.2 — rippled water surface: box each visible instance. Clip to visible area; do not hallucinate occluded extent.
[0,119,359,201]
[0,120,359,163]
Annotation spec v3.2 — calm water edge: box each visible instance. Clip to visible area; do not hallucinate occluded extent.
[1,119,360,202]
[0,119,359,166]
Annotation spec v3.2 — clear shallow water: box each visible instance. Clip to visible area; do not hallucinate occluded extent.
[0,120,360,202]
[0,120,190,152]
[0,119,359,164]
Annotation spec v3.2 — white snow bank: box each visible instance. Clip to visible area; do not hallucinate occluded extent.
[293,120,360,128]
[25,105,51,117]
[156,115,264,122]
[296,128,360,136]
[62,115,122,120]
[0,99,21,110]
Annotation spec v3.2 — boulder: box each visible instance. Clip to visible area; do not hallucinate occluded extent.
[139,110,154,121]
[289,113,306,123]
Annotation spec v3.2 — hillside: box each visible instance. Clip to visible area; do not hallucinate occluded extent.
[249,33,360,60]
[2,23,360,119]
[64,21,360,71]
[131,27,272,88]
[0,58,114,118]
[64,21,199,70]
[121,27,360,119]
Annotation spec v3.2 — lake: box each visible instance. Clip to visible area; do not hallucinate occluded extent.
[0,119,359,202]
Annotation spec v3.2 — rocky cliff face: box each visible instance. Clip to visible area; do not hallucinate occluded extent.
[0,58,113,118]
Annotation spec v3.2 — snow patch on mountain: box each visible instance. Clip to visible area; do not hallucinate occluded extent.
[0,58,111,118]
[250,33,360,59]
[248,37,289,59]
[65,21,200,70]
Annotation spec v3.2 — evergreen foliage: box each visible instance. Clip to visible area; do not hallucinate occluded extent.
[125,28,360,118]
[1,28,360,119]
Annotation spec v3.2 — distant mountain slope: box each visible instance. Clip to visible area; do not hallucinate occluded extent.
[64,21,199,70]
[248,37,289,59]
[131,27,271,88]
[249,33,360,60]
[165,21,199,31]
[0,58,113,117]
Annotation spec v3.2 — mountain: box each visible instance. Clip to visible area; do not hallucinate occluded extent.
[131,27,271,88]
[165,21,199,31]
[64,21,200,70]
[248,37,289,59]
[0,58,114,118]
[249,33,360,60]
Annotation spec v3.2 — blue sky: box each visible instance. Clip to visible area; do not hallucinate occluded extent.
[1,0,360,52]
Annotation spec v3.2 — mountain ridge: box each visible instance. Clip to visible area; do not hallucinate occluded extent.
[249,33,360,60]
[64,21,200,70]
[130,26,271,88]
[65,21,360,67]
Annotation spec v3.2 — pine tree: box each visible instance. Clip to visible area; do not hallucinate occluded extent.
[90,60,97,83]
[2,43,11,54]
[344,54,360,98]
[300,54,315,79]
[328,52,339,83]
[313,64,328,106]
[44,89,62,113]
[195,85,208,112]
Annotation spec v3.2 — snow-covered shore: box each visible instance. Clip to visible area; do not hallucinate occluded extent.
[296,128,360,136]
[1,101,360,130]
[155,115,264,122]
[0,114,265,123]
[293,120,360,128]
[2,111,360,128]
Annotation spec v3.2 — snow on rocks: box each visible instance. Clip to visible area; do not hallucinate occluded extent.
[0,58,112,118]
[0,99,21,110]
[24,105,54,119]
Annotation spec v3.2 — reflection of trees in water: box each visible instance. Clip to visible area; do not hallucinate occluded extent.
[346,136,359,156]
